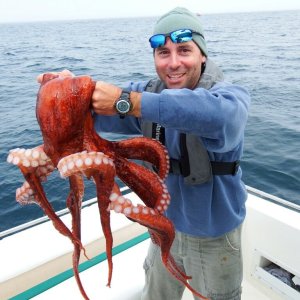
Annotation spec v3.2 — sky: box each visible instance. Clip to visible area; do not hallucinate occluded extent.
[0,0,300,23]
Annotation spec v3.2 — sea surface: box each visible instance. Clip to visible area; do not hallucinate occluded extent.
[0,10,299,232]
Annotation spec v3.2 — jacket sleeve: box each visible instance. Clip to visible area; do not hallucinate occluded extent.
[141,81,251,153]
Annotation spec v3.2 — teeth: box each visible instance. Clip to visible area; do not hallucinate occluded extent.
[169,74,183,78]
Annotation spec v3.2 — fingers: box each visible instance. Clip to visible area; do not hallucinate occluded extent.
[36,69,74,84]
[60,69,74,77]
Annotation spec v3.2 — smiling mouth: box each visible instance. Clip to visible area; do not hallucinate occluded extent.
[168,73,185,80]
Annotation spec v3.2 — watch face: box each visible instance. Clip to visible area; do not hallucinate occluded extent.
[115,91,131,115]
[116,99,130,114]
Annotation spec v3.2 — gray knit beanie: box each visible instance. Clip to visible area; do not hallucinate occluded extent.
[153,7,208,56]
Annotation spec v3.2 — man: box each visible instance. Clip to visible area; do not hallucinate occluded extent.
[43,7,250,300]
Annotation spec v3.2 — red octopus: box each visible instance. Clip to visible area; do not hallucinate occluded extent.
[7,74,207,299]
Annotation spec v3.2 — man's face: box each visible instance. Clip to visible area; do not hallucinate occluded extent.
[154,38,206,89]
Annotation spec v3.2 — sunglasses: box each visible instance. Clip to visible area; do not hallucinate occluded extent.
[149,29,204,49]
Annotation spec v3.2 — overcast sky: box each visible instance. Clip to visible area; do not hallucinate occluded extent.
[1,0,300,23]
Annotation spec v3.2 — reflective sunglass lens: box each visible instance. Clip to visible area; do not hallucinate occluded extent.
[149,30,196,48]
[149,34,166,48]
[170,29,193,43]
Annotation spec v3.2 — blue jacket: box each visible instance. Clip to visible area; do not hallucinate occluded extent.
[94,79,250,237]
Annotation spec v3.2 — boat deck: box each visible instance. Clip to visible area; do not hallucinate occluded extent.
[29,238,270,300]
[1,187,299,300]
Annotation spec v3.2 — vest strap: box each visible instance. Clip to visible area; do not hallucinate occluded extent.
[152,123,240,177]
[170,158,240,176]
[211,160,240,175]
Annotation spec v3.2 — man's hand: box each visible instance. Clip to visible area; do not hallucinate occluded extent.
[92,81,122,115]
[92,81,142,117]
[36,69,74,83]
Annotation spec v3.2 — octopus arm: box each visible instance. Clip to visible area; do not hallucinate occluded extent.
[114,137,169,180]
[57,151,116,288]
[92,168,115,288]
[22,171,84,250]
[115,157,170,213]
[108,194,208,300]
[66,174,89,300]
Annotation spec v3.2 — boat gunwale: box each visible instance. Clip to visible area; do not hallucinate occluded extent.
[1,185,299,240]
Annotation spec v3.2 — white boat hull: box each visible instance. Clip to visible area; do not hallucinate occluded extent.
[0,187,299,299]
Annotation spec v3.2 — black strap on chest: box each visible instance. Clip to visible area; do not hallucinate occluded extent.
[152,123,240,176]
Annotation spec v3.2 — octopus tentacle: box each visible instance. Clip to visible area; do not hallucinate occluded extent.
[57,151,114,178]
[7,145,54,170]
[7,145,55,204]
[15,181,36,205]
[7,146,85,256]
[57,151,116,288]
[67,174,89,300]
[92,172,115,287]
[108,193,208,300]
[114,137,170,180]
[115,157,170,213]
[22,171,85,253]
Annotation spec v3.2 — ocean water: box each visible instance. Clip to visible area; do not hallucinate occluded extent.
[0,10,299,232]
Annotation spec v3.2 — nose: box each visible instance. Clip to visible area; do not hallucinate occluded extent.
[168,52,181,69]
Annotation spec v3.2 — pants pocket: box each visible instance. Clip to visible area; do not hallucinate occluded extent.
[224,224,242,254]
[143,242,159,273]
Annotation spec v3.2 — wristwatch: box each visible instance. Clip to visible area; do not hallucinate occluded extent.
[115,89,132,118]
